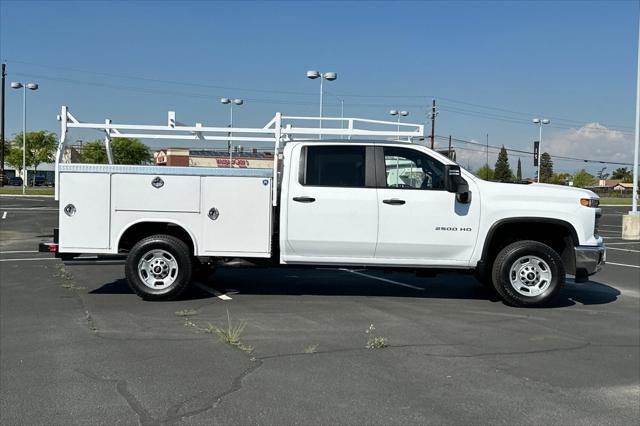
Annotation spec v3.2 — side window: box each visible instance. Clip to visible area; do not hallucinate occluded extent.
[302,146,366,187]
[383,147,445,190]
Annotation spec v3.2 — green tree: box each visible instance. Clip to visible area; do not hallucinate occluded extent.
[596,167,609,180]
[539,152,553,183]
[475,165,494,181]
[5,146,24,174]
[81,138,150,165]
[494,146,513,182]
[5,131,57,182]
[611,167,632,182]
[572,169,595,188]
[81,141,109,164]
[516,158,522,181]
[550,172,571,185]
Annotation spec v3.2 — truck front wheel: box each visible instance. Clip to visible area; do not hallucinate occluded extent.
[125,234,193,301]
[491,240,564,307]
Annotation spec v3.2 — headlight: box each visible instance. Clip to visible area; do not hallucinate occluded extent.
[580,198,599,208]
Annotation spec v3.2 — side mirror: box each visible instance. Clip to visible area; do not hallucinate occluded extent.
[444,164,471,203]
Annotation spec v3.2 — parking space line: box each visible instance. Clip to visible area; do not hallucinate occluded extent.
[342,269,425,290]
[193,282,232,300]
[606,242,640,245]
[2,211,6,219]
[0,257,58,262]
[607,247,640,253]
[600,225,622,228]
[606,262,640,269]
[0,250,39,254]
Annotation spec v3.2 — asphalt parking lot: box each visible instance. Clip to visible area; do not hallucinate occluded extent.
[1,196,639,425]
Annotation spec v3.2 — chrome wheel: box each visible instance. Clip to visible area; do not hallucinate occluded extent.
[509,255,552,297]
[137,249,179,290]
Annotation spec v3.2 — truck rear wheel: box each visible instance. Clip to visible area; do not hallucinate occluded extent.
[491,240,564,307]
[125,234,193,301]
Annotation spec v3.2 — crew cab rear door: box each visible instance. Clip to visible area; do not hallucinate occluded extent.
[283,144,378,260]
[375,146,480,264]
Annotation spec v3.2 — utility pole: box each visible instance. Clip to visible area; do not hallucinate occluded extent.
[1,63,5,187]
[485,133,489,179]
[448,135,452,159]
[429,99,437,149]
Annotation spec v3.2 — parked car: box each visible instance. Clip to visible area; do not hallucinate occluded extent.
[33,175,46,186]
[1,174,8,185]
[8,176,23,186]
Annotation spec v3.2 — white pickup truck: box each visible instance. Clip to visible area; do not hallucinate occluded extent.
[40,107,605,307]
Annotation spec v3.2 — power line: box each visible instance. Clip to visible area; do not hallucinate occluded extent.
[436,135,634,166]
[6,59,633,132]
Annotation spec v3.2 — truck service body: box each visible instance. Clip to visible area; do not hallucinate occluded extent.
[40,107,606,307]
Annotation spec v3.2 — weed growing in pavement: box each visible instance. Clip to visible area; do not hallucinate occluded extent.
[174,309,198,317]
[303,344,319,354]
[365,324,388,349]
[184,309,253,353]
[54,265,85,290]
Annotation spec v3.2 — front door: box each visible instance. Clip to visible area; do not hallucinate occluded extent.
[375,146,479,263]
[285,145,378,260]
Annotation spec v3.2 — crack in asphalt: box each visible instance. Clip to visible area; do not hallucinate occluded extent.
[77,358,264,426]
[255,341,595,362]
[77,369,156,425]
[163,359,264,424]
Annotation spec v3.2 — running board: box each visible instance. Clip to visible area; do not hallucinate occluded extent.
[62,255,127,265]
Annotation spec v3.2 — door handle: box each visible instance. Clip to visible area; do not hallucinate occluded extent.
[383,199,406,205]
[293,196,316,203]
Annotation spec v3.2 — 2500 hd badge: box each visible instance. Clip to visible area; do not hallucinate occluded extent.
[435,226,472,232]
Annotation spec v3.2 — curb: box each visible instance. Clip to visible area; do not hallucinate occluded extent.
[0,194,55,198]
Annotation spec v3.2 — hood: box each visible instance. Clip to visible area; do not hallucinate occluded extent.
[470,178,598,200]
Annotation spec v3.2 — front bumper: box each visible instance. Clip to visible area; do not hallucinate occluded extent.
[574,244,606,283]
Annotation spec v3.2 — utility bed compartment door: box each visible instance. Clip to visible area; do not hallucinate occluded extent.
[201,176,272,256]
[112,174,200,213]
[59,172,110,250]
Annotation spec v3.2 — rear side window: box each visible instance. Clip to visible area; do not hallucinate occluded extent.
[302,146,366,187]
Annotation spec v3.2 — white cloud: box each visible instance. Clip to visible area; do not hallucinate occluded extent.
[543,122,633,168]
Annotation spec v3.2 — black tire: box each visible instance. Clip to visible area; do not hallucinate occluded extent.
[491,240,564,307]
[125,234,193,301]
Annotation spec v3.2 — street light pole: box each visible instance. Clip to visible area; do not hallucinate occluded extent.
[11,81,38,194]
[306,70,337,139]
[533,118,550,183]
[632,11,640,215]
[622,13,640,240]
[389,110,409,139]
[220,98,243,167]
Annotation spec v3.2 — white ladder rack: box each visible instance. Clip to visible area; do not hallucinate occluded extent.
[55,106,425,203]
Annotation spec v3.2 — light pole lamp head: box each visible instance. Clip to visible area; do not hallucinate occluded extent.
[532,118,541,124]
[11,82,23,89]
[220,98,231,104]
[323,72,337,81]
[26,83,38,90]
[233,99,243,105]
[306,70,320,79]
[400,111,409,116]
[541,118,550,125]
[389,110,398,116]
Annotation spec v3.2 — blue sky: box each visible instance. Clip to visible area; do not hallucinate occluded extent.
[1,0,638,177]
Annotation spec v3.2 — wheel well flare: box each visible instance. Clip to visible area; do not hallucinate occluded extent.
[118,222,195,254]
